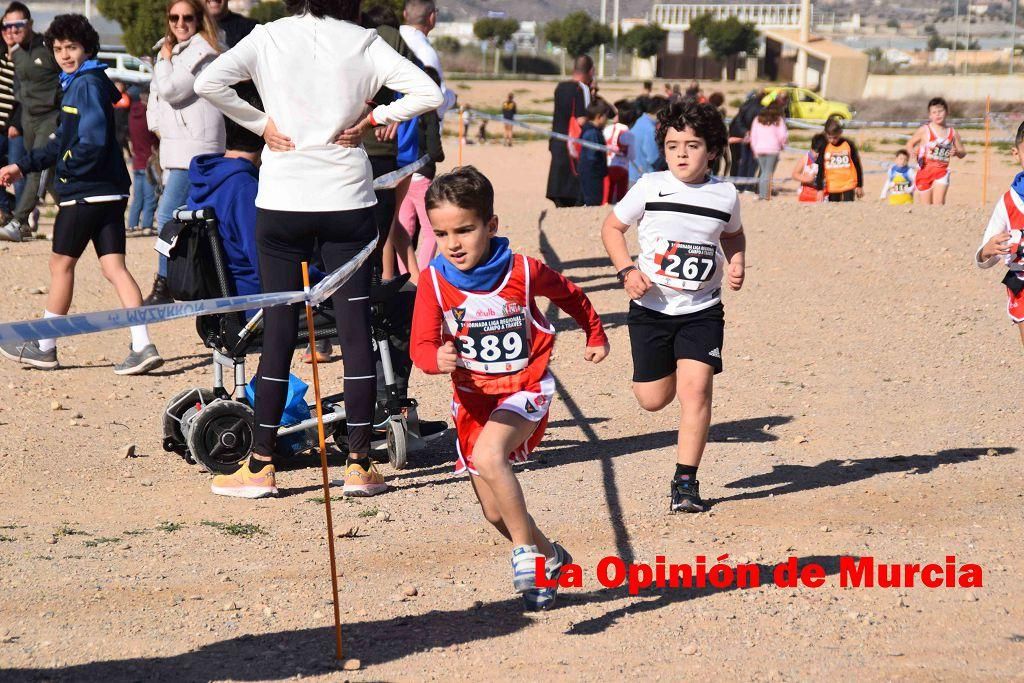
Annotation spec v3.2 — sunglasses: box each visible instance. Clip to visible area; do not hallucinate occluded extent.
[168,13,197,24]
[2,20,28,31]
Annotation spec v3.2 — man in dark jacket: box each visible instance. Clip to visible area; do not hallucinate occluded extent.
[545,54,593,208]
[728,89,764,183]
[206,0,256,48]
[0,1,60,241]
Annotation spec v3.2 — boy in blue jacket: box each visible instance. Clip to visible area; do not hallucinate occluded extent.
[0,14,162,375]
[578,100,611,206]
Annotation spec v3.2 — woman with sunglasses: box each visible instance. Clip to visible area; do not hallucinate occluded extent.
[195,0,442,499]
[143,0,225,305]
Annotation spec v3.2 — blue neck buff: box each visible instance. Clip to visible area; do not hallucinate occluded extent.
[431,237,512,291]
[59,59,107,91]
[892,164,910,175]
[1012,171,1024,202]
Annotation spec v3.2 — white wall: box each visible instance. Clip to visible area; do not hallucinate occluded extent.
[863,74,1024,101]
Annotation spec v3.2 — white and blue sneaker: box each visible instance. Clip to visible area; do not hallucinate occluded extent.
[523,542,573,612]
[511,544,542,593]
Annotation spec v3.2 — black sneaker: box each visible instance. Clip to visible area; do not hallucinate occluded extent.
[670,477,707,513]
[142,275,173,306]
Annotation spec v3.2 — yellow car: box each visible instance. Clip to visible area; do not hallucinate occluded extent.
[762,87,853,122]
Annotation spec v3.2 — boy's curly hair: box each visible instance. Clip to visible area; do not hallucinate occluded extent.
[655,99,728,158]
[44,14,99,58]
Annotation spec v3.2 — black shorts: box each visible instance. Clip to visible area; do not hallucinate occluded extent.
[827,189,857,202]
[52,199,128,259]
[627,301,724,382]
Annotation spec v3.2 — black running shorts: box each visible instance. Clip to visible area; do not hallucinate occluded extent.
[52,199,128,259]
[627,301,724,382]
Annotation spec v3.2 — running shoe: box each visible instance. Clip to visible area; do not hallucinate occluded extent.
[511,544,542,593]
[211,459,278,498]
[0,340,58,369]
[670,477,707,513]
[523,542,573,611]
[0,218,22,242]
[338,461,388,497]
[302,338,332,364]
[114,344,164,375]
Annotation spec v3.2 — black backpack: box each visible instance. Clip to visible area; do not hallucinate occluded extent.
[157,211,223,302]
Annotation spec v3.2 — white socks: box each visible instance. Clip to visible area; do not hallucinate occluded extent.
[37,312,150,353]
[129,325,151,353]
[37,310,58,352]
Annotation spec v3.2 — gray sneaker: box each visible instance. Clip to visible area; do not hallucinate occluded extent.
[114,344,163,375]
[0,340,58,369]
[0,219,22,242]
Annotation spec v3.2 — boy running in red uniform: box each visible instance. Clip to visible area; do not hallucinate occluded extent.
[976,120,1024,348]
[601,99,745,513]
[410,166,609,610]
[908,97,965,206]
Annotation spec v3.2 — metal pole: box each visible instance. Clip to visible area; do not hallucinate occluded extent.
[983,95,991,206]
[612,0,620,79]
[953,0,959,70]
[965,0,972,74]
[598,0,607,79]
[1011,0,1018,75]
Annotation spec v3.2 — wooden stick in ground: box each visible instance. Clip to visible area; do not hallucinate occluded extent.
[458,110,464,166]
[983,95,991,208]
[301,261,344,662]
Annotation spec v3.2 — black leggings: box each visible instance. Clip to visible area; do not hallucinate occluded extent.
[254,207,377,456]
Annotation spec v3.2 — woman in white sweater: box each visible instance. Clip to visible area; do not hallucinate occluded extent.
[195,0,442,499]
[145,0,226,304]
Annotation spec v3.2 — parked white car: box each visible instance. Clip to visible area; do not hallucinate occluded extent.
[97,51,152,85]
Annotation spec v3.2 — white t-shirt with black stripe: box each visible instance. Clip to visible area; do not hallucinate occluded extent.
[614,171,742,315]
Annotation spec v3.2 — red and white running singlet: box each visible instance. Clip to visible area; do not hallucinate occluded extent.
[1000,190,1024,322]
[919,124,955,168]
[430,253,556,396]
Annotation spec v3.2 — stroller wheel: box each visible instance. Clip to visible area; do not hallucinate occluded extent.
[163,388,216,463]
[186,401,255,474]
[387,418,408,470]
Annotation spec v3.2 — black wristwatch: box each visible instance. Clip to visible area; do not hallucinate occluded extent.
[616,265,638,284]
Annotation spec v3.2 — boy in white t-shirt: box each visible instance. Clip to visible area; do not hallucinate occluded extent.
[601,99,746,513]
[976,120,1024,348]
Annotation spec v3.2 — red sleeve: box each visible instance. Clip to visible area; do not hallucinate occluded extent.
[410,270,444,374]
[529,258,608,347]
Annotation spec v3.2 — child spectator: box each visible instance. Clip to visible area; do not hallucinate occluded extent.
[601,99,745,513]
[501,91,516,147]
[791,132,827,203]
[0,14,162,374]
[578,99,611,206]
[127,85,158,236]
[393,66,446,281]
[975,120,1024,348]
[815,116,863,202]
[750,100,788,200]
[410,166,608,610]
[880,149,916,205]
[603,99,634,204]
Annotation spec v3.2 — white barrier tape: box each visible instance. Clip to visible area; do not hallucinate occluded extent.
[0,237,378,345]
[372,154,430,190]
[307,236,377,307]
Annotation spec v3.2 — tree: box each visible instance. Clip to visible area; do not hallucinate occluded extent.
[886,18,900,29]
[474,17,520,74]
[249,1,287,24]
[622,24,667,59]
[98,0,165,57]
[703,16,759,61]
[545,11,611,58]
[688,12,716,40]
[361,0,405,17]
[434,35,462,54]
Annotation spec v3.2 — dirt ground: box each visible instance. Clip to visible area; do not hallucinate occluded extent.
[2,131,1024,681]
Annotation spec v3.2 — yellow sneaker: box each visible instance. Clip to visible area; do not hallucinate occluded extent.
[338,461,388,497]
[211,459,278,499]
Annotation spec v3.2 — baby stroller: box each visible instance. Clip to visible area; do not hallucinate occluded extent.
[158,208,446,474]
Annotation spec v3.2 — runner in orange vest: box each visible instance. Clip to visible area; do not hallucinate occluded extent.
[814,116,863,202]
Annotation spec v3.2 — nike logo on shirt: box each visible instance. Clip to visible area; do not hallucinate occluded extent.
[658,190,678,197]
